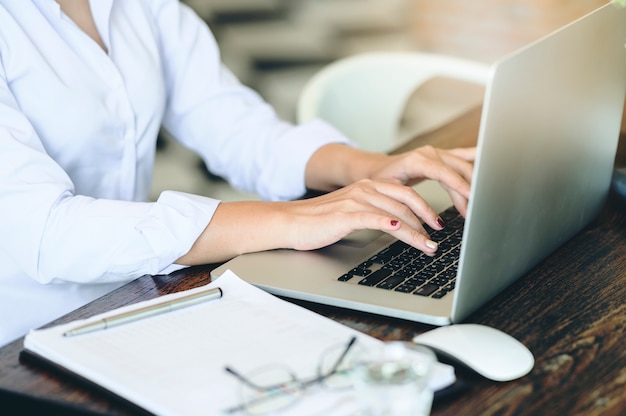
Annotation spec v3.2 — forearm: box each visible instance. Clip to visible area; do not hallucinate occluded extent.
[175,200,294,265]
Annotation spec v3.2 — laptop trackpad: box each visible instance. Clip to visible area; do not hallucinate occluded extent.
[336,229,384,248]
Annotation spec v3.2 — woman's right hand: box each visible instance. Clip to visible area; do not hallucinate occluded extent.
[176,178,448,266]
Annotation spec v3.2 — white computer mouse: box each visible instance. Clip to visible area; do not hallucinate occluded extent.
[412,323,534,382]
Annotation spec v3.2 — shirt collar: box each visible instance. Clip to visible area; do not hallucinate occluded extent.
[88,0,113,50]
[35,0,114,52]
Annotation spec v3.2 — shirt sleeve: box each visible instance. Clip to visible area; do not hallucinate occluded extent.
[150,0,351,201]
[0,63,216,284]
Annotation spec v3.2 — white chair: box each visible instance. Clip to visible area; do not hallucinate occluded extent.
[297,51,490,153]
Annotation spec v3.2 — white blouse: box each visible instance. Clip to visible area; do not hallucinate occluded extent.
[0,0,348,346]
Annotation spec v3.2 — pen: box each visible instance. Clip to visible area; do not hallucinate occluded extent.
[63,286,223,337]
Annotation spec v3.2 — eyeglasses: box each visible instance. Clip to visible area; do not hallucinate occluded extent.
[223,336,358,415]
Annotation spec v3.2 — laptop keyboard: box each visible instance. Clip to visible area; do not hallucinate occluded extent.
[338,206,464,299]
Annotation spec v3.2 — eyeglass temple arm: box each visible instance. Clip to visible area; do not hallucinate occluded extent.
[224,366,269,391]
[331,336,357,373]
[315,335,358,382]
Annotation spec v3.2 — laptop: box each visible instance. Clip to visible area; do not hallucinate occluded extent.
[212,3,626,326]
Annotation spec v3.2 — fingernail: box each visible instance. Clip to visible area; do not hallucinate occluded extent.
[390,220,399,226]
[426,240,438,249]
[435,216,446,228]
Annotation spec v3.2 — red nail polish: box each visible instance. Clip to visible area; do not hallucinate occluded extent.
[390,220,399,226]
[436,216,446,228]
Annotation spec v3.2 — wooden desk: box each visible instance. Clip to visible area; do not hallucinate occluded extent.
[1,108,625,415]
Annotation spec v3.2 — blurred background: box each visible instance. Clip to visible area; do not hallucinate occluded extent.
[151,0,615,201]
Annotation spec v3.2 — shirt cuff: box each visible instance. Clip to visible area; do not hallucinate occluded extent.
[137,190,220,274]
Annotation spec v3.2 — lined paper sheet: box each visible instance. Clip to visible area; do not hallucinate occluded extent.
[24,270,454,415]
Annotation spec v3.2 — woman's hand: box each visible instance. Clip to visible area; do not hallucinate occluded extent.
[367,146,475,216]
[305,143,475,216]
[285,178,445,253]
[178,178,448,266]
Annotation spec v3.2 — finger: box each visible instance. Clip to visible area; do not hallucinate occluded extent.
[439,150,474,182]
[350,213,440,256]
[449,190,469,218]
[433,150,474,187]
[414,156,472,200]
[367,181,447,232]
[387,220,440,256]
[441,183,469,217]
[447,146,477,162]
[395,147,473,199]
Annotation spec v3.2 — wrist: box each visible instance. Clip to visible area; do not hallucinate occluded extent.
[176,201,293,265]
[306,144,388,190]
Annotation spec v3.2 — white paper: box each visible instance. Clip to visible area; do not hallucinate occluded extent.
[24,270,455,415]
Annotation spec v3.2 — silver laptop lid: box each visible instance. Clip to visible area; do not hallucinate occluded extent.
[452,2,626,322]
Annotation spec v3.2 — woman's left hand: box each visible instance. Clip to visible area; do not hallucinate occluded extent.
[306,144,476,217]
[368,146,476,216]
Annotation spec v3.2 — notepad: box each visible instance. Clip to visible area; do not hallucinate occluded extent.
[22,270,455,415]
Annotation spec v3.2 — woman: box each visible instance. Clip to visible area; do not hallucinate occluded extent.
[0,0,474,347]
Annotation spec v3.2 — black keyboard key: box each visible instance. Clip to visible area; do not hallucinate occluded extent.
[439,269,456,281]
[377,274,406,290]
[413,283,439,297]
[387,240,409,254]
[430,229,447,241]
[430,276,449,287]
[420,266,439,280]
[358,268,392,286]
[406,274,428,285]
[438,238,458,253]
[369,254,391,266]
[338,273,352,282]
